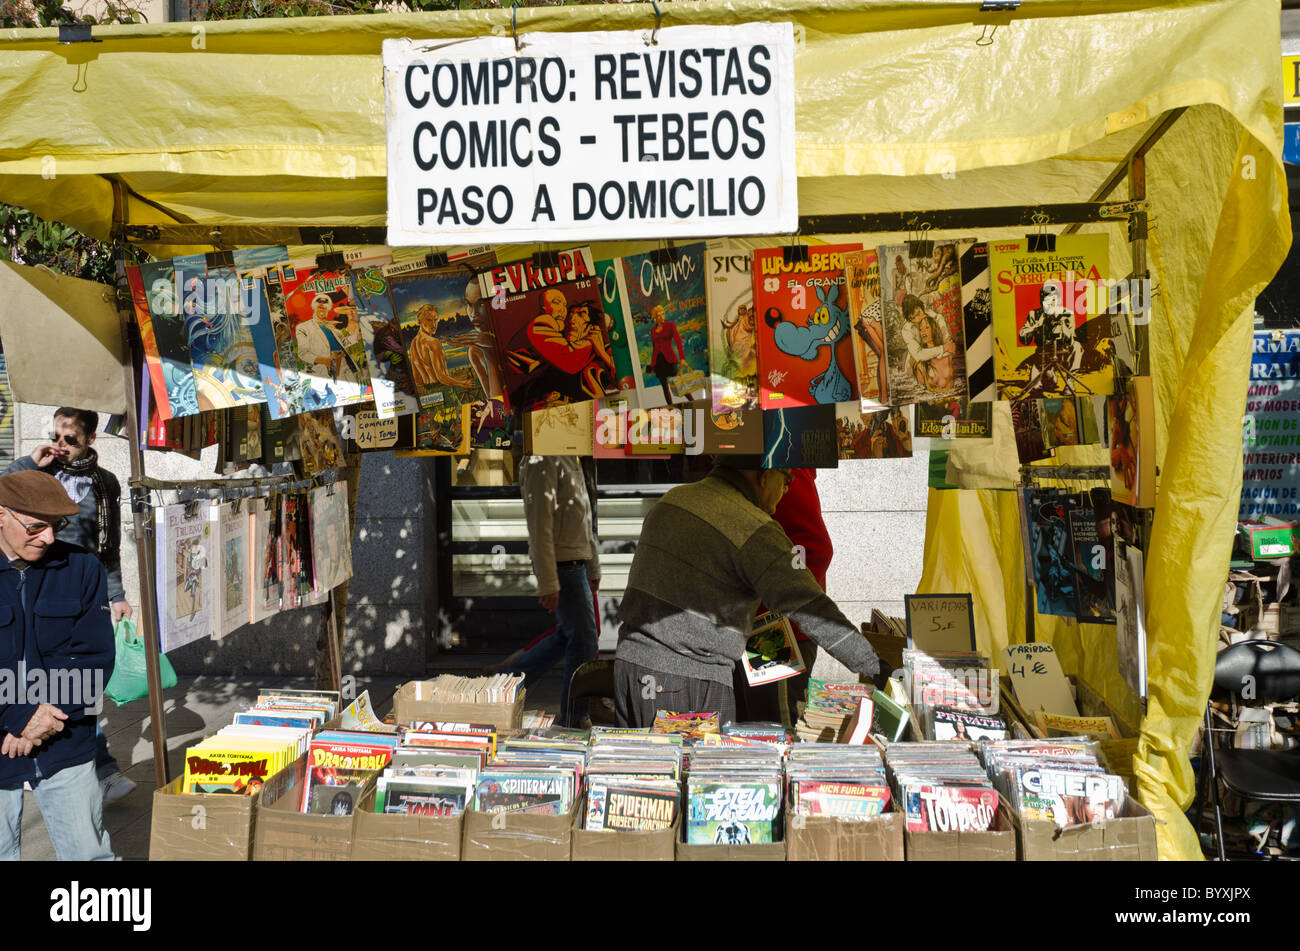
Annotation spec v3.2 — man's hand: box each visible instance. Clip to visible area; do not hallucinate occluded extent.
[30,444,62,468]
[110,601,133,623]
[539,592,559,613]
[21,704,68,744]
[1,734,34,758]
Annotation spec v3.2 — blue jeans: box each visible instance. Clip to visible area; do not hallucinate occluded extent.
[0,759,115,861]
[509,563,598,727]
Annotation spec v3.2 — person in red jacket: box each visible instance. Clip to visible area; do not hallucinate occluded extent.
[732,468,834,726]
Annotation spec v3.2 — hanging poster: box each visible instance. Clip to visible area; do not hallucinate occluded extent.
[156,502,214,652]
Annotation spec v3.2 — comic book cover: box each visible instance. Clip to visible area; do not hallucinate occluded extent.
[959,241,995,403]
[615,242,711,407]
[651,710,720,742]
[686,779,780,844]
[1041,397,1082,450]
[215,502,250,640]
[1014,767,1125,828]
[249,497,282,624]
[877,241,968,406]
[139,258,201,418]
[182,747,278,795]
[792,781,890,818]
[707,239,759,413]
[280,494,304,610]
[844,249,888,410]
[1067,495,1115,623]
[1028,490,1077,618]
[348,261,421,419]
[298,408,344,475]
[310,484,353,595]
[914,398,993,439]
[1115,538,1148,702]
[742,611,805,686]
[990,235,1114,401]
[595,256,644,406]
[400,403,471,455]
[304,768,374,816]
[270,247,390,410]
[901,782,999,833]
[388,266,511,450]
[588,782,679,832]
[478,247,614,412]
[753,243,860,410]
[764,404,839,468]
[376,776,471,816]
[930,706,1008,742]
[525,402,594,456]
[834,403,912,460]
[473,771,574,815]
[259,265,307,416]
[155,502,214,652]
[127,264,173,420]
[1108,375,1156,508]
[701,404,764,455]
[1011,398,1050,464]
[224,245,293,419]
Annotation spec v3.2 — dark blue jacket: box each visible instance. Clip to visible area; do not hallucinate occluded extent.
[3,456,125,603]
[0,542,115,789]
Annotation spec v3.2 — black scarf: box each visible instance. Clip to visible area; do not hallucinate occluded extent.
[61,448,118,563]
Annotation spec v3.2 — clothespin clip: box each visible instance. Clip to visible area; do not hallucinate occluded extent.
[425,250,450,270]
[316,232,346,271]
[906,219,934,260]
[647,0,662,46]
[327,480,337,497]
[649,240,679,266]
[512,2,523,53]
[1026,211,1056,253]
[783,230,809,266]
[231,496,244,515]
[531,245,562,269]
[183,498,201,520]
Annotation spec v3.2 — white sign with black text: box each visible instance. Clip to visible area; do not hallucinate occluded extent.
[383,23,797,245]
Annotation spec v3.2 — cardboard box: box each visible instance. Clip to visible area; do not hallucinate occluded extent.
[784,811,904,862]
[1260,602,1300,637]
[571,795,678,861]
[391,681,525,732]
[1007,799,1157,861]
[349,789,462,861]
[903,810,1016,861]
[461,802,577,861]
[148,776,259,861]
[252,755,361,861]
[675,837,787,861]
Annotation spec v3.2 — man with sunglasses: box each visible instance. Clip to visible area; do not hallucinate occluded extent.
[5,407,135,802]
[0,469,116,860]
[613,458,887,727]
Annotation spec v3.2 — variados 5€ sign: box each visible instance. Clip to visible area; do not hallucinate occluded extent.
[383,23,797,245]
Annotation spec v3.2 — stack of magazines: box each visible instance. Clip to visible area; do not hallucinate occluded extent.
[981,738,1126,829]
[885,743,1000,833]
[299,730,399,815]
[584,732,683,833]
[421,673,524,705]
[685,746,784,845]
[902,649,1007,741]
[473,733,585,816]
[373,723,496,817]
[785,744,890,819]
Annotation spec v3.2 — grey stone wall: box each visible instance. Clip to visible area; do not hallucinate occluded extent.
[14,402,427,678]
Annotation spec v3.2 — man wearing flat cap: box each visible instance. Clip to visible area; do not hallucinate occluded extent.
[0,469,116,860]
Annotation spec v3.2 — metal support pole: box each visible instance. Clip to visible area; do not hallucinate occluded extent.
[111,184,171,788]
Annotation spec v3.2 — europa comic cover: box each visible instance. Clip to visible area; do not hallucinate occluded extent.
[844,249,888,411]
[619,242,711,406]
[877,241,969,406]
[686,780,781,845]
[479,247,615,412]
[388,266,511,450]
[990,235,1114,401]
[753,243,860,410]
[155,501,214,653]
[139,258,201,418]
[706,239,760,413]
[763,403,839,468]
[834,403,912,460]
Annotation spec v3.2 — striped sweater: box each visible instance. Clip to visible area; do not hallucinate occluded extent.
[616,468,879,686]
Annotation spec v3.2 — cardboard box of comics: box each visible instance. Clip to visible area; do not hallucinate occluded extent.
[253,754,370,861]
[784,811,904,862]
[350,788,462,861]
[902,791,1016,862]
[461,802,579,861]
[392,681,525,732]
[149,776,259,861]
[675,782,786,862]
[1004,796,1157,861]
[571,792,679,862]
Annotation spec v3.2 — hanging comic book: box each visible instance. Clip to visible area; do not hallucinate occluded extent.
[1115,538,1148,703]
[615,243,711,408]
[310,484,353,595]
[706,239,759,414]
[914,398,993,440]
[959,241,995,403]
[127,264,174,420]
[1107,375,1156,508]
[1027,490,1077,619]
[877,241,968,406]
[299,408,344,475]
[406,403,471,455]
[250,497,283,624]
[753,243,860,410]
[990,235,1114,401]
[138,258,201,418]
[156,502,215,652]
[348,260,422,419]
[479,247,614,412]
[1067,492,1115,623]
[844,249,888,411]
[227,245,293,419]
[215,502,251,640]
[835,403,913,460]
[1011,398,1050,465]
[763,404,838,468]
[595,256,643,405]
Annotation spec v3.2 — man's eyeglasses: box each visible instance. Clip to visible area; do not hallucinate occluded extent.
[48,432,82,448]
[8,512,68,537]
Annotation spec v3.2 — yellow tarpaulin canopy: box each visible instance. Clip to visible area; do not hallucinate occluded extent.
[0,0,1288,859]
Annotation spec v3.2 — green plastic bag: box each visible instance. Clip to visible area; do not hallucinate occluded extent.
[104,618,177,706]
